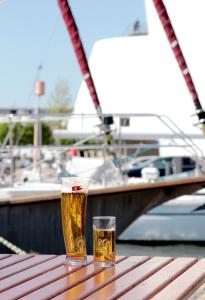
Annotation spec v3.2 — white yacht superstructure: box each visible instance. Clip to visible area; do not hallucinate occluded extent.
[61,0,205,156]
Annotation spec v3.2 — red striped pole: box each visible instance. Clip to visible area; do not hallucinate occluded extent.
[153,0,205,123]
[57,0,103,121]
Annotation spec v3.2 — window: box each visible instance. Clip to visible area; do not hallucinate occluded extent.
[182,157,195,167]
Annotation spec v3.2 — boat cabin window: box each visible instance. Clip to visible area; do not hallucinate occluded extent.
[182,157,195,167]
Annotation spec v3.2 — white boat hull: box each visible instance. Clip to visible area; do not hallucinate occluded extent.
[0,182,61,201]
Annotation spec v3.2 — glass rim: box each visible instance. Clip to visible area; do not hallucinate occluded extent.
[93,216,116,220]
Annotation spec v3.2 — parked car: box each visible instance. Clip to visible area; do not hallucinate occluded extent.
[124,156,196,178]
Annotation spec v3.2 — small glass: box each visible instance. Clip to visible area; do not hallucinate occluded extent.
[61,177,90,265]
[93,216,116,267]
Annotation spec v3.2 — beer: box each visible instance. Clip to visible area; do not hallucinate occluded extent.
[93,216,116,267]
[61,192,87,262]
[93,228,115,264]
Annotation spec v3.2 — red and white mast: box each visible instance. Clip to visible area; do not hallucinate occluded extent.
[153,0,205,126]
[57,0,103,122]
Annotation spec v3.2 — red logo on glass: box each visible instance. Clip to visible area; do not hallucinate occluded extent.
[72,185,83,191]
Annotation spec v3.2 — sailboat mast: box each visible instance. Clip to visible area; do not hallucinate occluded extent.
[153,0,205,125]
[57,0,103,122]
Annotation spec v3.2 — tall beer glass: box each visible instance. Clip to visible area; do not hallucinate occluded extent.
[61,177,90,265]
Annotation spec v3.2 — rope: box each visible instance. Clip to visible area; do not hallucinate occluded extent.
[24,20,58,108]
[11,22,59,149]
[0,235,26,254]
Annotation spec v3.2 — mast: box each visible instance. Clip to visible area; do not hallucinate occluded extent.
[57,0,117,162]
[33,80,45,176]
[57,0,103,122]
[153,0,205,126]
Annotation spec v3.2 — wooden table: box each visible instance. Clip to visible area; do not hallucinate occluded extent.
[0,254,205,299]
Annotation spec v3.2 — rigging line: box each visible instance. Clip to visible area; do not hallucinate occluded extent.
[12,129,113,178]
[17,21,59,147]
[24,20,59,108]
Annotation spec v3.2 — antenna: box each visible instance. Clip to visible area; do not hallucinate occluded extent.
[129,20,141,36]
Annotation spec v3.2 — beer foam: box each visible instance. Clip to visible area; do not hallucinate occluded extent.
[61,177,89,193]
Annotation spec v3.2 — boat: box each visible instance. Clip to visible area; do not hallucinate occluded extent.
[55,0,205,248]
[61,0,205,148]
[119,189,205,243]
[1,112,205,254]
[1,174,205,255]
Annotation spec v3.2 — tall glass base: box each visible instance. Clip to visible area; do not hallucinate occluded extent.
[94,261,115,267]
[64,256,87,266]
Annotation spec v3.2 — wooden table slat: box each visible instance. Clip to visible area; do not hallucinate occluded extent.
[0,254,56,281]
[17,256,125,300]
[0,255,66,293]
[0,255,33,270]
[52,256,150,300]
[151,259,205,300]
[0,254,12,260]
[0,257,92,300]
[83,256,173,300]
[118,257,197,300]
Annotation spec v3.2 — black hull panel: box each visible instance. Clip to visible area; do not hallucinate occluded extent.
[1,176,205,254]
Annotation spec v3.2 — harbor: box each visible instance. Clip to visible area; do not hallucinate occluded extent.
[1,0,205,298]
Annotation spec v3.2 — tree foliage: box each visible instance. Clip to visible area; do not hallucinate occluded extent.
[48,79,73,114]
[18,124,33,145]
[60,138,76,145]
[0,123,53,145]
[0,123,9,143]
[0,123,24,145]
[41,123,54,145]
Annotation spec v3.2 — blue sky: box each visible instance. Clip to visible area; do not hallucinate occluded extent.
[0,0,146,109]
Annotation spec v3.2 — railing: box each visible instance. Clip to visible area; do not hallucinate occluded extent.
[0,112,204,186]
